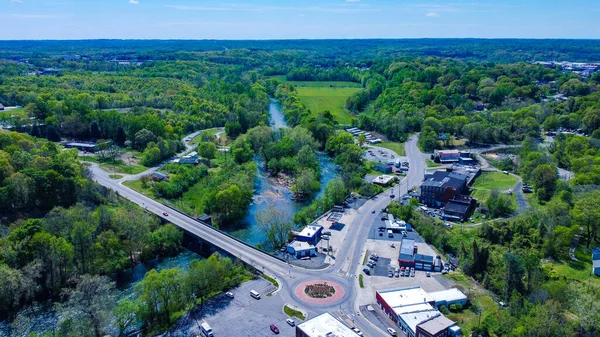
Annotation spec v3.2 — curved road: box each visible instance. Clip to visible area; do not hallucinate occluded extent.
[89,132,427,337]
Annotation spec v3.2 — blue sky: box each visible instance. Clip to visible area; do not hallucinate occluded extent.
[2,0,600,40]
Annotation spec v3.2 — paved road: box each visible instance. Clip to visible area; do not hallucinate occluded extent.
[88,131,428,337]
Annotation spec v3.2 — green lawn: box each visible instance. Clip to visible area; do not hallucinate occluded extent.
[444,272,499,335]
[190,128,222,145]
[426,159,441,167]
[296,86,361,124]
[123,179,157,199]
[283,305,306,320]
[471,171,518,201]
[376,142,406,156]
[0,107,27,119]
[543,246,596,282]
[78,156,148,175]
[288,81,362,88]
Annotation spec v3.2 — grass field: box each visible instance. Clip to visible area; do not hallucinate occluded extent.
[296,86,361,124]
[471,171,518,201]
[376,142,406,156]
[79,156,148,175]
[288,81,362,88]
[444,272,499,335]
[190,128,221,145]
[0,107,27,119]
[426,159,441,167]
[543,246,597,282]
[283,305,306,320]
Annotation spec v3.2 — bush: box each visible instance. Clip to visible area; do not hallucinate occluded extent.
[449,303,464,312]
[439,305,450,314]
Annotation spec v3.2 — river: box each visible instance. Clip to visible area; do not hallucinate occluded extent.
[227,99,339,245]
[0,99,337,336]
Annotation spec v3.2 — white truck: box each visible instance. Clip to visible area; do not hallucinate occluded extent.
[200,322,214,337]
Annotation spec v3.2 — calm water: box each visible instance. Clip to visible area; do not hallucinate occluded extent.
[227,100,339,245]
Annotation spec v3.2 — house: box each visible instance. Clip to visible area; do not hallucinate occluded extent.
[434,150,461,164]
[442,196,477,222]
[151,172,169,181]
[593,247,600,276]
[458,152,476,166]
[295,224,323,245]
[419,171,469,208]
[286,240,317,259]
[374,164,393,174]
[376,286,462,337]
[296,312,356,337]
[62,141,98,153]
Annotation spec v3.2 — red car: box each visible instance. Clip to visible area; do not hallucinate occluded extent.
[162,212,169,216]
[270,324,279,334]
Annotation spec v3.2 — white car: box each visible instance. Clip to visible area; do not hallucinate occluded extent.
[352,327,364,336]
[387,327,397,336]
[225,292,234,299]
[286,318,295,326]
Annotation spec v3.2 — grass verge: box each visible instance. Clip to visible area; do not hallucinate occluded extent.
[426,159,441,167]
[376,142,406,156]
[284,305,306,320]
[109,174,123,179]
[262,274,279,296]
[359,274,364,288]
[362,250,369,265]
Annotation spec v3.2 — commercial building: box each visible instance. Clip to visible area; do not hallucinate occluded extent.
[296,312,356,337]
[287,240,317,259]
[398,238,417,267]
[376,287,463,337]
[433,150,460,164]
[295,224,323,245]
[419,171,469,208]
[374,164,393,174]
[442,196,477,222]
[429,288,468,308]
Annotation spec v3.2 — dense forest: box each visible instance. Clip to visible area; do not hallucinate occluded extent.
[1,39,600,336]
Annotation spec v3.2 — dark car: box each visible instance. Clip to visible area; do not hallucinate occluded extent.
[162,212,168,216]
[389,195,395,199]
[371,210,376,214]
[270,324,279,334]
[363,268,371,275]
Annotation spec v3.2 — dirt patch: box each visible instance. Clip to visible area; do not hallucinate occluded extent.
[120,151,142,166]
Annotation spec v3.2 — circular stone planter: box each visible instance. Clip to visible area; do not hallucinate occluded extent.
[294,280,345,305]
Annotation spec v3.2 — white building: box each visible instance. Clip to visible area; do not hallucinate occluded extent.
[296,312,356,337]
[287,241,317,259]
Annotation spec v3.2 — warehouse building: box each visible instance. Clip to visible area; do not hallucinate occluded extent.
[376,287,463,337]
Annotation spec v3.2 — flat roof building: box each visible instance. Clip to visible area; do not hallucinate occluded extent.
[372,175,395,186]
[376,287,462,337]
[287,240,317,259]
[429,288,468,307]
[295,224,323,245]
[434,150,460,163]
[296,312,356,337]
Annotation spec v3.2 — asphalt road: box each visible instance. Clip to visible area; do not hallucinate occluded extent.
[88,131,428,337]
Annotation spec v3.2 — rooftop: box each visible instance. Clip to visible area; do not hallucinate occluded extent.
[429,288,467,305]
[296,312,356,337]
[417,314,456,335]
[400,238,416,256]
[422,171,468,191]
[297,225,323,238]
[377,286,433,309]
[372,175,394,185]
[289,240,315,251]
[443,199,472,214]
[401,309,441,335]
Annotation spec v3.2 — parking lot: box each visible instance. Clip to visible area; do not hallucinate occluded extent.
[363,146,408,165]
[170,278,294,337]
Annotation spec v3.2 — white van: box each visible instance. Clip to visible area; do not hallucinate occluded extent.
[387,230,393,238]
[200,322,214,337]
[250,290,261,299]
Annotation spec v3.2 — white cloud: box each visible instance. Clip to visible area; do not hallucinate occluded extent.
[10,0,24,3]
[426,12,438,17]
[346,0,360,2]
[129,0,139,4]
[165,4,380,13]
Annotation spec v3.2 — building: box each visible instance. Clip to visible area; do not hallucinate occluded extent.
[458,152,476,166]
[376,287,462,337]
[295,225,323,245]
[296,312,356,337]
[287,240,317,259]
[414,254,434,271]
[419,171,469,208]
[62,141,98,153]
[429,288,468,308]
[434,150,461,164]
[442,196,476,222]
[398,238,417,267]
[372,175,395,186]
[0,103,4,111]
[151,172,169,181]
[593,247,600,276]
[374,164,393,174]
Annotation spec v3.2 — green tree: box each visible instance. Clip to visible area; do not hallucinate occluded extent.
[134,129,157,151]
[0,264,25,316]
[325,178,347,206]
[197,141,217,160]
[486,189,515,218]
[291,169,320,201]
[571,191,600,248]
[256,204,293,249]
[531,164,557,201]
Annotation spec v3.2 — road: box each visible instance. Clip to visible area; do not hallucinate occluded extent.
[88,131,428,337]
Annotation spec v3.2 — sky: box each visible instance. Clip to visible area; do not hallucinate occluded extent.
[1,0,600,40]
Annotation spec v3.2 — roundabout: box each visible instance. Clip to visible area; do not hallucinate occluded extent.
[294,280,345,305]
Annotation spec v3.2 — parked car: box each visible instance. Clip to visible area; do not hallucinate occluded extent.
[371,253,379,258]
[402,231,408,237]
[352,327,364,336]
[411,270,415,277]
[280,246,287,252]
[270,324,279,334]
[388,270,394,277]
[378,226,386,230]
[394,268,400,277]
[503,170,509,174]
[321,235,330,240]
[379,231,383,236]
[387,327,397,336]
[369,256,378,262]
[444,222,453,229]
[400,266,405,272]
[286,318,295,326]
[426,272,431,277]
[404,270,410,277]
[225,292,234,299]
[363,268,371,275]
